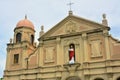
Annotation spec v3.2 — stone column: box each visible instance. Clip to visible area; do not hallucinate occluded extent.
[103,30,110,59]
[82,33,88,62]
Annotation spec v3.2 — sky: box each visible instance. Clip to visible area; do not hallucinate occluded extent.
[0,0,120,78]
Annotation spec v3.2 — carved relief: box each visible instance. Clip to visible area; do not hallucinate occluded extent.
[66,21,77,33]
[44,46,56,63]
[90,39,102,57]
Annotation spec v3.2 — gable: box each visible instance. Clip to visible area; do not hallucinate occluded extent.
[41,15,110,38]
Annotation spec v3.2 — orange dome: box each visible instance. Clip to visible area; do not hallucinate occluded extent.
[16,16,34,30]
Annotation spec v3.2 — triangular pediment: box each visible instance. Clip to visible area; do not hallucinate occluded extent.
[41,14,109,38]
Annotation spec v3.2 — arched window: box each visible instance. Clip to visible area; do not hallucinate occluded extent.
[117,77,120,80]
[16,33,22,43]
[95,78,104,80]
[68,44,75,64]
[31,35,34,44]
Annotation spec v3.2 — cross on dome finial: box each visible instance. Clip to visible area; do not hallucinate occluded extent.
[67,1,74,11]
[103,13,106,19]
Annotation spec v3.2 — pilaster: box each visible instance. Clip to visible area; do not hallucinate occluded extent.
[39,40,44,66]
[56,37,61,65]
[82,33,88,62]
[22,45,28,69]
[103,30,111,59]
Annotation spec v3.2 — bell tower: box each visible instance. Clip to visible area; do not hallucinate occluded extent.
[5,16,36,71]
[14,15,35,44]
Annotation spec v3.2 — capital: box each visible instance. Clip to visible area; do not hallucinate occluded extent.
[82,33,87,40]
[56,37,61,44]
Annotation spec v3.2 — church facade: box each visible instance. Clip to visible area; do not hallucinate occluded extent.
[3,11,120,80]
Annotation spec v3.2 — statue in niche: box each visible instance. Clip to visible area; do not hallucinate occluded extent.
[69,44,75,64]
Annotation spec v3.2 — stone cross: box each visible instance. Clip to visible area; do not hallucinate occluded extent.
[67,1,74,11]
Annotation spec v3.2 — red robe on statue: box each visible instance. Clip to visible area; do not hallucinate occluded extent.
[69,48,74,61]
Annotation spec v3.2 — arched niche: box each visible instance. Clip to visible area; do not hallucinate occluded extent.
[64,39,80,63]
[16,33,22,43]
[31,35,34,44]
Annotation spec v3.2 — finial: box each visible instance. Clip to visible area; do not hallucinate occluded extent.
[103,13,106,19]
[67,0,74,15]
[40,25,44,37]
[69,10,73,15]
[10,38,12,43]
[67,1,74,11]
[25,14,27,19]
[102,13,108,26]
[41,25,44,31]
